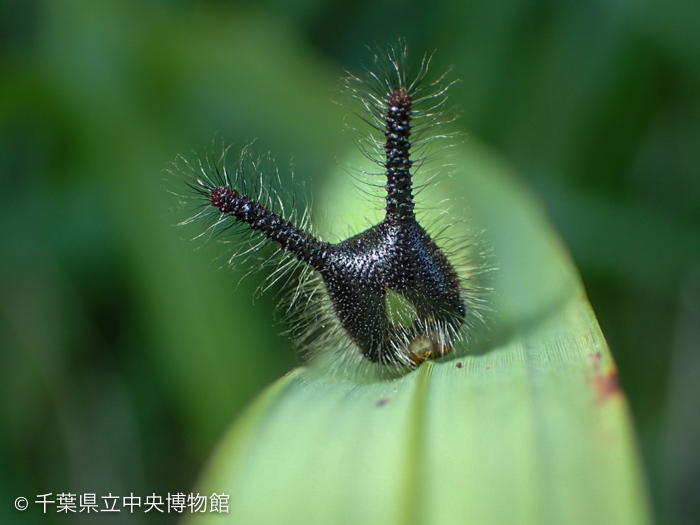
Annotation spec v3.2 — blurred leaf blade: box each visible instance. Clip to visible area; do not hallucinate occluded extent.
[186,139,652,524]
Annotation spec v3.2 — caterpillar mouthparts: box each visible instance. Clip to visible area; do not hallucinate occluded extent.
[175,42,487,373]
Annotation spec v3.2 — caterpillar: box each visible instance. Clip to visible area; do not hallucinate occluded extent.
[174,43,488,375]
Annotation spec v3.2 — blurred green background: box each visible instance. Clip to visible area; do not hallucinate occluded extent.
[1,0,698,523]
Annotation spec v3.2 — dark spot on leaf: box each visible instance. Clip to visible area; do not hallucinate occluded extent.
[588,351,603,372]
[596,370,621,402]
[455,361,463,369]
[376,398,391,407]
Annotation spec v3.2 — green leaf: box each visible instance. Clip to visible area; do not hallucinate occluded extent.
[185,139,652,525]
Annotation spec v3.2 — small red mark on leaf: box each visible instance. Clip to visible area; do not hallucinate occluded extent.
[596,370,621,402]
[455,361,463,369]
